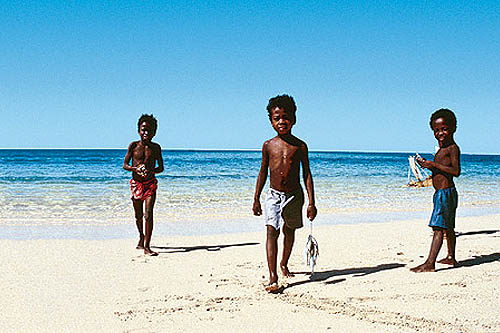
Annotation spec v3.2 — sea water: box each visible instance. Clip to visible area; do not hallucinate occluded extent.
[0,149,498,239]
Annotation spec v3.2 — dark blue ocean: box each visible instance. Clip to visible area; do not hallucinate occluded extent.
[0,149,498,239]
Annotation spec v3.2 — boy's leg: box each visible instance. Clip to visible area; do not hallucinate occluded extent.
[132,199,144,249]
[437,228,457,266]
[266,225,280,287]
[411,227,444,272]
[280,224,295,277]
[143,193,158,256]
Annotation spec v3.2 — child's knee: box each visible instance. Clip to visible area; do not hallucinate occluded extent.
[266,226,279,239]
[144,210,153,222]
[282,225,295,236]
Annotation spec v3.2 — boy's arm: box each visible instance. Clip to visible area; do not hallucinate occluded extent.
[123,143,138,173]
[153,144,164,174]
[253,142,269,216]
[301,144,317,221]
[418,145,461,177]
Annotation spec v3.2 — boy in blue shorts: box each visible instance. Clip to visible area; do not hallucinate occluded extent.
[253,94,317,291]
[411,109,461,272]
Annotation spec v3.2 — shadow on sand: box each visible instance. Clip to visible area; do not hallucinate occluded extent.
[456,230,500,238]
[152,242,259,253]
[437,252,500,271]
[285,263,406,289]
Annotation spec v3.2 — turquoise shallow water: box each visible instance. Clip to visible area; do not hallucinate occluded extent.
[0,149,498,239]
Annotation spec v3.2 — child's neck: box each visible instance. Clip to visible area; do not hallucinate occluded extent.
[277,132,293,140]
[438,137,455,148]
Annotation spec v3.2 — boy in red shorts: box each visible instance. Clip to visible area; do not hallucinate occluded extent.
[123,114,164,256]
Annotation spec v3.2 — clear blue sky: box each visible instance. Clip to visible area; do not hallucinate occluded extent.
[2,1,499,154]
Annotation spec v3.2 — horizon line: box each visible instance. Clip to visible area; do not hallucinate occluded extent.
[0,147,498,156]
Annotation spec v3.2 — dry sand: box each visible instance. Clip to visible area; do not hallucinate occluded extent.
[1,214,499,332]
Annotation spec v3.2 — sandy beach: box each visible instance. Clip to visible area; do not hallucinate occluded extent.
[1,214,499,332]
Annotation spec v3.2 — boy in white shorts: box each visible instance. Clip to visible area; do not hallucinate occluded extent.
[253,94,317,292]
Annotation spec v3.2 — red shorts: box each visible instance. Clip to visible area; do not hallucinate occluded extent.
[130,177,158,201]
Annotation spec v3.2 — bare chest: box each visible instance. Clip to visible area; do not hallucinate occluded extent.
[269,145,301,169]
[434,148,451,166]
[133,146,154,163]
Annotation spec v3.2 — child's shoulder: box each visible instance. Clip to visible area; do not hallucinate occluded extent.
[292,135,307,147]
[147,142,162,155]
[128,140,140,149]
[286,135,308,151]
[445,142,460,154]
[150,141,161,148]
[262,136,277,149]
[264,136,279,145]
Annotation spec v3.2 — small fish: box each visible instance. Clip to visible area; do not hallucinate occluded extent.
[304,234,319,274]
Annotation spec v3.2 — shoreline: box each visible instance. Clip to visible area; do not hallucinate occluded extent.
[2,209,499,241]
[2,214,499,332]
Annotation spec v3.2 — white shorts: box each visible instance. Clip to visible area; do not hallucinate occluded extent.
[264,187,304,230]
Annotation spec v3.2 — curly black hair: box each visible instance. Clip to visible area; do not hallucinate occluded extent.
[266,94,297,123]
[137,114,158,135]
[430,108,457,131]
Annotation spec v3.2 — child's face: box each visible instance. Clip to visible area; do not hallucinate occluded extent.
[270,107,294,136]
[432,117,454,145]
[138,121,155,142]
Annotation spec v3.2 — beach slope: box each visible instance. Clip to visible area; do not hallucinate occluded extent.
[1,215,499,332]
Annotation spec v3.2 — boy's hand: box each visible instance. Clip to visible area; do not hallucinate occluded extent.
[252,200,262,216]
[307,204,317,221]
[136,164,147,177]
[416,157,433,169]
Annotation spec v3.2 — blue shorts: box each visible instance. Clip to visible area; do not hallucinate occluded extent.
[429,187,458,229]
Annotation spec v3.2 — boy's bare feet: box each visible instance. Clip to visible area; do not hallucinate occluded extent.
[280,264,295,277]
[437,256,458,266]
[144,248,158,256]
[410,263,435,272]
[264,282,280,293]
[136,244,144,250]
